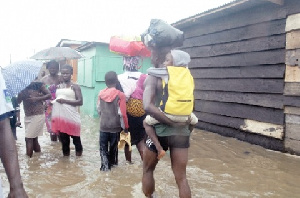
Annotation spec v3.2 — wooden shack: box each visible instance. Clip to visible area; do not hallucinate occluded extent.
[173,0,300,154]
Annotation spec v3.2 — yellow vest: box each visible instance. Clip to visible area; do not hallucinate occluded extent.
[160,66,194,116]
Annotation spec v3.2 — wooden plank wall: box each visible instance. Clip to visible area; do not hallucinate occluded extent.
[284,11,300,155]
[177,2,300,151]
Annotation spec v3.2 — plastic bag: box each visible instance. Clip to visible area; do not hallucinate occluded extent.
[109,35,151,57]
[141,19,184,48]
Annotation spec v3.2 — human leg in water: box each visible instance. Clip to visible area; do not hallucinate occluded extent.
[170,147,191,198]
[136,138,146,161]
[33,137,41,152]
[25,138,34,158]
[142,146,159,197]
[108,133,118,167]
[100,132,110,171]
[59,132,70,156]
[50,133,58,141]
[72,135,83,156]
[124,144,132,163]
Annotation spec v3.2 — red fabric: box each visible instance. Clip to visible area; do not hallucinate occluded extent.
[98,87,129,129]
[117,91,129,129]
[99,87,119,102]
[52,117,81,136]
[109,36,151,57]
[131,74,147,100]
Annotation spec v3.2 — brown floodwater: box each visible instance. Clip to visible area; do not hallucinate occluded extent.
[1,113,300,198]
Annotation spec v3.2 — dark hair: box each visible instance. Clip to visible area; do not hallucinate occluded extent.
[61,64,73,74]
[46,60,59,69]
[25,81,43,90]
[105,71,118,86]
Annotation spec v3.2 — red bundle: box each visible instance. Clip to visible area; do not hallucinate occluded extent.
[109,36,151,57]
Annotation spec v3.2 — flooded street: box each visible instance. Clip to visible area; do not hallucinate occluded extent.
[1,113,300,197]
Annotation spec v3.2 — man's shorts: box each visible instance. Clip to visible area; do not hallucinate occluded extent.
[145,135,190,153]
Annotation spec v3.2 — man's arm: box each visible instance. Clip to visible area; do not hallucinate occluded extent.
[0,118,27,197]
[143,75,175,126]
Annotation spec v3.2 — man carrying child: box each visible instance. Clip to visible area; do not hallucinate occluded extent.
[143,49,198,160]
[142,46,193,198]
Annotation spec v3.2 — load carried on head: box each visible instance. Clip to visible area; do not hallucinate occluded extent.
[109,35,151,57]
[141,19,184,48]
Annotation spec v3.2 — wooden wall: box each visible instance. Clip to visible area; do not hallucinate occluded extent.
[177,0,300,151]
[284,12,300,154]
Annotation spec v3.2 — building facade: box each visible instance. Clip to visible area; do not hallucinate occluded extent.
[173,0,300,154]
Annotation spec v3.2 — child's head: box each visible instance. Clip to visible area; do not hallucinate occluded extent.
[105,71,118,87]
[150,46,172,68]
[163,50,190,67]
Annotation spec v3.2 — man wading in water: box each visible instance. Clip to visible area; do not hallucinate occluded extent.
[142,46,192,198]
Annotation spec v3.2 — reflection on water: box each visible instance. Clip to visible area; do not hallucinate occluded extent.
[1,114,300,197]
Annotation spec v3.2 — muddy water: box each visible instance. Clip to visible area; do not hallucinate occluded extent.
[1,113,300,197]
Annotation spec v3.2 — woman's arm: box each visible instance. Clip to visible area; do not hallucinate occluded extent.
[27,84,51,102]
[40,84,51,100]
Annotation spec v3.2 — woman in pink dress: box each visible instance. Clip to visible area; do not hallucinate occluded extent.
[41,60,61,141]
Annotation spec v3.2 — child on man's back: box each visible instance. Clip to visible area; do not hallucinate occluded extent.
[143,50,198,160]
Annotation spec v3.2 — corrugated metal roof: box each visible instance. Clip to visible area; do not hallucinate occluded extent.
[56,39,86,47]
[76,41,108,51]
[173,0,279,29]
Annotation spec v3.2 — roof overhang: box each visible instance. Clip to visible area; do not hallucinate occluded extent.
[173,0,284,29]
[266,0,284,5]
[76,41,108,51]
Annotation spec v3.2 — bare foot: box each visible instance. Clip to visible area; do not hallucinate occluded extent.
[157,149,166,160]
